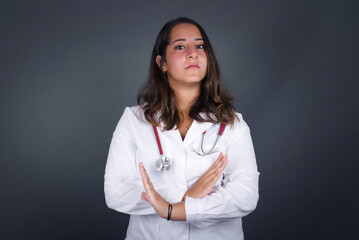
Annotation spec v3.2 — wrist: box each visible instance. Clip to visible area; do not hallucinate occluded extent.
[182,190,189,201]
[167,204,173,221]
[163,201,170,219]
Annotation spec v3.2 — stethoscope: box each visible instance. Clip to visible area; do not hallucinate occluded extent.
[152,123,226,172]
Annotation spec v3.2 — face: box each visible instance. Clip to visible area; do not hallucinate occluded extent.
[156,23,208,87]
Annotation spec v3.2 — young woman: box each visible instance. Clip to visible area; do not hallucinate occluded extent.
[104,17,259,239]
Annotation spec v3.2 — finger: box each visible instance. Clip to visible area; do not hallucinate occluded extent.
[139,163,154,192]
[139,162,149,178]
[141,163,149,178]
[197,153,226,184]
[208,155,228,182]
[206,153,224,175]
[213,156,227,182]
[222,155,228,169]
[220,154,228,169]
[139,163,148,184]
[207,152,223,170]
[203,170,222,185]
[207,154,227,177]
[212,152,224,168]
[139,162,145,177]
[211,170,224,183]
[140,170,150,191]
[214,155,228,181]
[139,162,154,189]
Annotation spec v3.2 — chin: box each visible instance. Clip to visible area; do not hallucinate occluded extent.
[184,77,203,84]
[185,74,206,82]
[168,74,205,86]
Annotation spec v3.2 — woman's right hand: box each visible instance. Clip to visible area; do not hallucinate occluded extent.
[182,153,228,200]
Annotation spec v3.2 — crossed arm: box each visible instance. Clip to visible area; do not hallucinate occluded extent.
[139,153,228,221]
[105,109,258,226]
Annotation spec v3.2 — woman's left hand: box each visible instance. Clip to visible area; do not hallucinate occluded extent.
[139,162,169,219]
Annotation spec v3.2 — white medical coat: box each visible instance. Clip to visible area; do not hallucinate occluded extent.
[104,106,259,240]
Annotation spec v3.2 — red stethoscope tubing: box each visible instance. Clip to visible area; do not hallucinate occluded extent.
[152,125,163,155]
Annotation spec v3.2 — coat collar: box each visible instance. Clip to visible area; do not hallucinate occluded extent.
[182,120,214,146]
[160,112,215,147]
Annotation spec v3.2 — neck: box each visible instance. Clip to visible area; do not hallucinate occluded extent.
[169,82,201,118]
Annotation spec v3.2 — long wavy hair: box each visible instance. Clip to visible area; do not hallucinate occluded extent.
[137,17,238,130]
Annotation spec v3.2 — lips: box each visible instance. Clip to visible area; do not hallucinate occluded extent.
[186,64,200,69]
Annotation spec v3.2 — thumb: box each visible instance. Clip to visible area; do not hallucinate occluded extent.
[142,192,149,202]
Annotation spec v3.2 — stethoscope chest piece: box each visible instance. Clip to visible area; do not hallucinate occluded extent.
[156,155,171,172]
[153,125,172,172]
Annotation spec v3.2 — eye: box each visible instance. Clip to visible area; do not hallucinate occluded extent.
[196,44,205,49]
[175,45,185,50]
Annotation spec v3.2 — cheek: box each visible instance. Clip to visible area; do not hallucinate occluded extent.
[201,54,208,71]
[166,53,183,69]
[199,51,207,63]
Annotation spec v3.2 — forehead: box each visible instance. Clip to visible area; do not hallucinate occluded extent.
[169,23,203,42]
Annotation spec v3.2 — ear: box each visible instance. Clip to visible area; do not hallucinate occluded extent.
[156,55,167,72]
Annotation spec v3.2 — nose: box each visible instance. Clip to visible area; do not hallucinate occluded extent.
[187,45,198,59]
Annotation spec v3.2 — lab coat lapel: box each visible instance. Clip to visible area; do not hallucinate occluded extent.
[158,112,215,147]
[164,127,183,146]
[183,120,213,147]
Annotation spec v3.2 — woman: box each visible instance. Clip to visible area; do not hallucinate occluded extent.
[104,17,259,239]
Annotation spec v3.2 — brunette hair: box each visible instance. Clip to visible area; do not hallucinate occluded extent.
[137,17,238,130]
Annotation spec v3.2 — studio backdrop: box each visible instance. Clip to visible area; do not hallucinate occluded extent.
[1,0,358,239]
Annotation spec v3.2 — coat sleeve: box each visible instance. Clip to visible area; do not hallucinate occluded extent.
[185,114,259,228]
[104,107,156,215]
[104,107,187,215]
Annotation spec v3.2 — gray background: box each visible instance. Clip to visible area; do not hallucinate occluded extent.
[1,0,358,239]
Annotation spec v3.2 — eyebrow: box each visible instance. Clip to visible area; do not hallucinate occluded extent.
[171,38,203,44]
